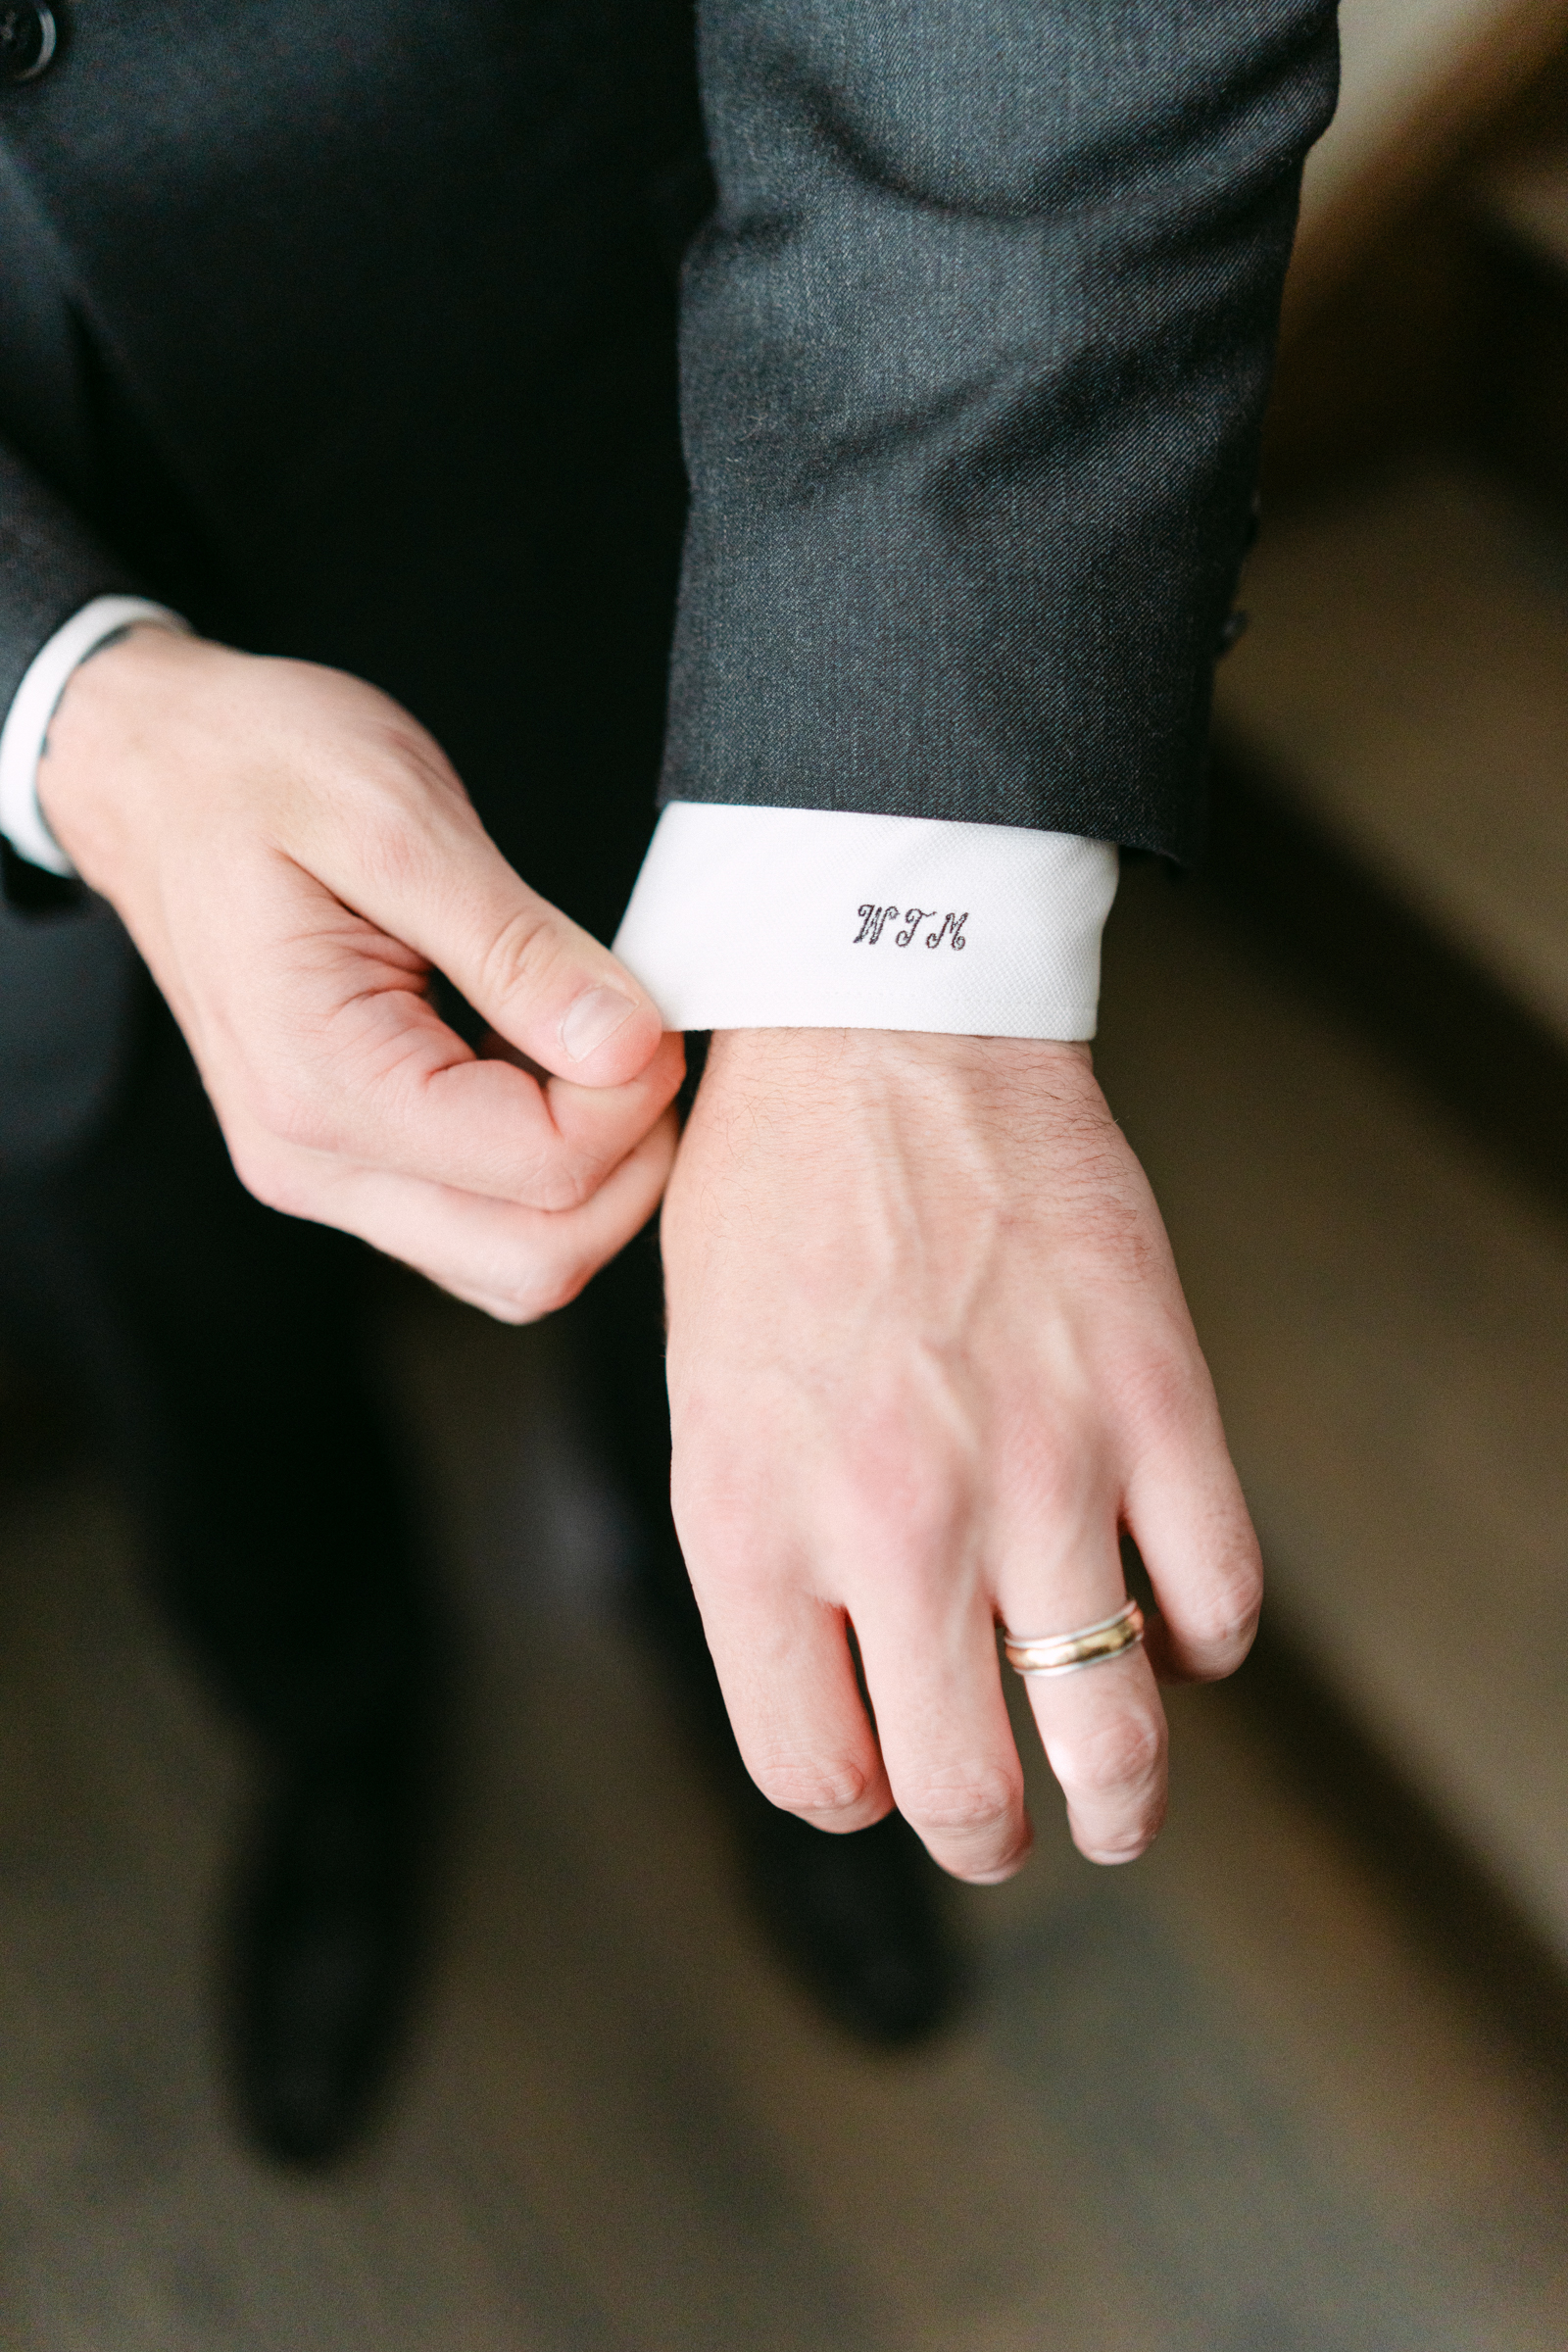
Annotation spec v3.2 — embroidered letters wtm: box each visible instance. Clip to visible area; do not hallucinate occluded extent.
[854,906,968,951]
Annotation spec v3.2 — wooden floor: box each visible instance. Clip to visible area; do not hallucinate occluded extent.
[1098,860,1568,1964]
[3,1145,1568,2351]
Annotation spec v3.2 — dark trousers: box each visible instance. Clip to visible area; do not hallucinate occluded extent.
[0,965,707,1761]
[0,985,431,1748]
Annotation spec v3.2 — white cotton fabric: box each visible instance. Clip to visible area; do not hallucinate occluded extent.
[613,803,1119,1040]
[0,595,190,876]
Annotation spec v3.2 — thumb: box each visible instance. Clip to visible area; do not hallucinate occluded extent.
[369,819,668,1088]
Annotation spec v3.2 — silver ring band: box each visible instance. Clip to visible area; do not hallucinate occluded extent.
[1002,1598,1145,1678]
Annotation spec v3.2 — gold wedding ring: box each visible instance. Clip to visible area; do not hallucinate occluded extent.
[1002,1598,1145,1678]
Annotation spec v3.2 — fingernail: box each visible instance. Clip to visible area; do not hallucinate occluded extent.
[560,984,637,1063]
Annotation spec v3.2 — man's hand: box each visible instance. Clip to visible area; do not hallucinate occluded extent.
[660,1029,1260,1879]
[41,626,683,1318]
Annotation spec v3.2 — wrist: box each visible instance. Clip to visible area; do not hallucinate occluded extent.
[671,1030,1114,1275]
[36,624,224,881]
[704,1026,1094,1095]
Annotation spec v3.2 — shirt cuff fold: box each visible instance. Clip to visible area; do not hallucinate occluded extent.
[612,803,1119,1040]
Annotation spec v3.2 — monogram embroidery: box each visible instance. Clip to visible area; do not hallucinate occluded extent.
[854,905,969,951]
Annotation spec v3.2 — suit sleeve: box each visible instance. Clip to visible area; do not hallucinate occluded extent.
[0,437,139,726]
[662,0,1339,860]
[0,431,137,905]
[0,436,145,1169]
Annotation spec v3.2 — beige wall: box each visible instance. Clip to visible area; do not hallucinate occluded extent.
[1300,0,1524,225]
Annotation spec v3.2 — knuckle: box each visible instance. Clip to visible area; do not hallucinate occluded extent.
[750,1753,872,1819]
[901,1763,1019,1838]
[669,1450,770,1564]
[474,1289,537,1329]
[478,905,561,1012]
[1017,1433,1100,1531]
[1183,1566,1263,1662]
[1054,1706,1164,1798]
[356,757,465,883]
[245,1071,341,1157]
[836,1411,964,1563]
[1080,1808,1164,1865]
[1114,1340,1206,1446]
[522,1152,603,1216]
[227,1139,305,1218]
[345,801,427,898]
[506,1240,595,1323]
[311,721,461,869]
[532,1263,591,1318]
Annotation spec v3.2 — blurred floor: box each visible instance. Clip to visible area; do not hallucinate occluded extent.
[1099,858,1568,1963]
[5,914,1568,2351]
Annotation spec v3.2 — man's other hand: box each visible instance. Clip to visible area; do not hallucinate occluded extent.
[41,627,683,1319]
[660,1029,1260,1878]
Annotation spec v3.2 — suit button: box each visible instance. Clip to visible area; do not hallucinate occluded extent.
[0,5,58,83]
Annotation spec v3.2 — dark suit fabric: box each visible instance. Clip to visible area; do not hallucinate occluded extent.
[0,0,705,1741]
[665,3,1337,856]
[0,0,1337,882]
[0,0,699,915]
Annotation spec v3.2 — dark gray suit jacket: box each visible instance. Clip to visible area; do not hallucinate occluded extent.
[0,0,1337,1166]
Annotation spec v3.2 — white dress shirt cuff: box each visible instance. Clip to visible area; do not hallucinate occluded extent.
[612,803,1119,1040]
[0,595,192,877]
